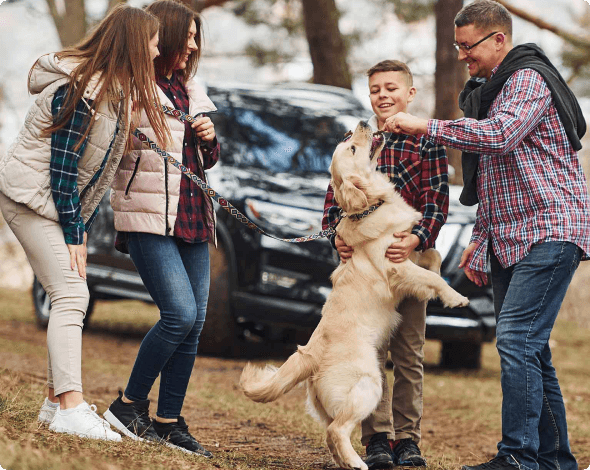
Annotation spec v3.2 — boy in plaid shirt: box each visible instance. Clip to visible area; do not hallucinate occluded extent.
[322,60,449,470]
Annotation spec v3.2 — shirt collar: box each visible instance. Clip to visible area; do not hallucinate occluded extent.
[156,71,181,91]
[490,64,500,79]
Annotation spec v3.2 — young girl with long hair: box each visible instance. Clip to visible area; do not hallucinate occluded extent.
[106,0,219,457]
[0,4,170,441]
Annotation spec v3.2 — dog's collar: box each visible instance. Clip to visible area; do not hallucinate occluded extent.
[346,200,385,221]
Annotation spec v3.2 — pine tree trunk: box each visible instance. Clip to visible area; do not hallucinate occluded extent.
[300,0,352,90]
[45,0,87,47]
[434,0,466,184]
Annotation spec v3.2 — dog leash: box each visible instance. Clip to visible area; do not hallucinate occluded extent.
[134,105,340,243]
[132,106,383,243]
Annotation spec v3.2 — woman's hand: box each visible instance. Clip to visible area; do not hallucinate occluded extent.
[386,232,420,263]
[335,235,354,263]
[192,116,216,143]
[67,232,88,279]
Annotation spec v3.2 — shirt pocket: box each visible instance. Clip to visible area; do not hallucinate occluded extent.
[395,154,422,193]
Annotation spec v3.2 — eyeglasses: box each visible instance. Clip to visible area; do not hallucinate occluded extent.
[453,31,499,53]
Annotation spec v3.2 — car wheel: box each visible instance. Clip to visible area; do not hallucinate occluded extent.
[440,340,482,369]
[32,276,95,329]
[199,241,242,356]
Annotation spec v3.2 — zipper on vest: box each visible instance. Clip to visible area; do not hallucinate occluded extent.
[165,158,171,235]
[124,156,141,196]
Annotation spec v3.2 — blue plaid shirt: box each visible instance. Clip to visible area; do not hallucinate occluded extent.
[50,85,113,245]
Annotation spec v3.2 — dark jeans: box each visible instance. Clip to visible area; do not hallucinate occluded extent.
[490,241,581,470]
[124,232,210,419]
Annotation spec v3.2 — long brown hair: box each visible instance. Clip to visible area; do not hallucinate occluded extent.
[31,4,170,150]
[146,0,203,83]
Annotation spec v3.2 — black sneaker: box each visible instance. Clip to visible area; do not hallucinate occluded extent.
[103,391,161,442]
[392,438,427,467]
[365,432,395,469]
[152,416,212,458]
[461,455,520,470]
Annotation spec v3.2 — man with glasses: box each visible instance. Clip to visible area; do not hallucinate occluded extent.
[382,2,589,470]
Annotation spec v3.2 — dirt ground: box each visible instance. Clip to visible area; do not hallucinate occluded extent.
[0,313,505,470]
[1,269,590,470]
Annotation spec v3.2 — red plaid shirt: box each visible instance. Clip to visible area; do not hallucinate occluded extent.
[157,73,220,243]
[428,67,590,272]
[323,120,449,250]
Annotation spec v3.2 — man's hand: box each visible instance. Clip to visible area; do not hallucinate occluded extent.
[67,232,88,280]
[383,112,428,136]
[386,232,420,263]
[458,242,488,286]
[335,235,353,263]
[192,116,216,143]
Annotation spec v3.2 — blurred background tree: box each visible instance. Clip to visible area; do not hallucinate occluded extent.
[38,0,590,181]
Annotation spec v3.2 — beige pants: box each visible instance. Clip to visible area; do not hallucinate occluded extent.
[361,296,426,445]
[0,192,88,395]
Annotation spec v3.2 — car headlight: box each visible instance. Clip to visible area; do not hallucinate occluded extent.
[244,198,323,234]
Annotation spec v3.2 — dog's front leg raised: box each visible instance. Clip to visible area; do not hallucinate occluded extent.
[389,261,469,308]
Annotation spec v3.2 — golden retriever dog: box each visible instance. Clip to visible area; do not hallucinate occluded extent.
[239,121,469,470]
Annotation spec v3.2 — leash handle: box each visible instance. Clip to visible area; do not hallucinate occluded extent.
[132,125,340,243]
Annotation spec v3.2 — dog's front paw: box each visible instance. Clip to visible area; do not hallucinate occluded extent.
[441,289,469,308]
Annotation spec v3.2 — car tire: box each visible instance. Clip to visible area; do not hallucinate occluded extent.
[199,241,242,357]
[440,340,482,369]
[32,276,95,329]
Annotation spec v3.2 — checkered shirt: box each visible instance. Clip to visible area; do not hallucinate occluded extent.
[322,130,449,250]
[428,68,590,272]
[157,73,219,243]
[50,85,105,245]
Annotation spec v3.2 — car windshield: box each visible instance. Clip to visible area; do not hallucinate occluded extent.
[211,93,366,176]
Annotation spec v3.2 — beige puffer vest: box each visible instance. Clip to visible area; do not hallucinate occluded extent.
[110,79,217,241]
[0,54,129,224]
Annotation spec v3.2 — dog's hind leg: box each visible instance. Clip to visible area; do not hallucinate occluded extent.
[306,382,332,427]
[326,375,381,470]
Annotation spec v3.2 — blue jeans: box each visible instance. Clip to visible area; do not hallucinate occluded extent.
[124,232,210,419]
[490,241,581,470]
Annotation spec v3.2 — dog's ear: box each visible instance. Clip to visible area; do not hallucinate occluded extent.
[338,178,368,213]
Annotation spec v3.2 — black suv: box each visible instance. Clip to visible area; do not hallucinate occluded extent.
[32,82,495,368]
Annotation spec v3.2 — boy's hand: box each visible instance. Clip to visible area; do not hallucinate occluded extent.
[458,242,488,286]
[386,232,420,263]
[335,235,353,263]
[384,112,428,135]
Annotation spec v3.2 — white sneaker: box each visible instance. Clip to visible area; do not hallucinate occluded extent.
[49,401,122,441]
[38,397,59,424]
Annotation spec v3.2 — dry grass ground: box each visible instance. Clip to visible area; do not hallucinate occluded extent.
[0,285,589,470]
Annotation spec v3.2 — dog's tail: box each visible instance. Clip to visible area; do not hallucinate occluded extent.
[239,347,316,403]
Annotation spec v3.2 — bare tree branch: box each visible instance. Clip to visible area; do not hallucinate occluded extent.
[495,0,590,50]
[181,0,232,13]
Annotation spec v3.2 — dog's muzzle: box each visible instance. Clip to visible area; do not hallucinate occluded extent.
[370,131,384,158]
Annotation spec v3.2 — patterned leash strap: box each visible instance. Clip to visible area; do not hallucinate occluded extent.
[161,104,202,123]
[132,124,340,243]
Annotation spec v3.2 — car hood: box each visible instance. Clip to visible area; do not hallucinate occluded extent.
[207,164,330,210]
